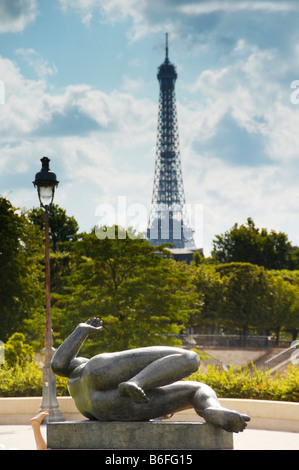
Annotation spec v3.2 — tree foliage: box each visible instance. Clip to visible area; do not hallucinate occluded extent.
[190,265,224,332]
[189,261,299,342]
[3,332,34,368]
[51,227,199,354]
[215,263,274,335]
[212,217,292,269]
[28,204,79,252]
[0,198,44,341]
[269,273,299,342]
[1,197,299,353]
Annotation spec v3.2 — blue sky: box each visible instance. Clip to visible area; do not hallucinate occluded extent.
[1,0,299,254]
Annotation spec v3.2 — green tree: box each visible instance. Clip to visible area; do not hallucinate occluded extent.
[52,226,198,353]
[28,204,79,252]
[189,265,225,333]
[270,271,299,342]
[212,218,292,269]
[269,275,298,344]
[0,197,44,341]
[190,263,299,341]
[4,332,34,368]
[192,251,204,267]
[287,247,299,270]
[22,205,79,346]
[215,263,274,337]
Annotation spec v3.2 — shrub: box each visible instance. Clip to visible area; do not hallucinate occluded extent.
[0,361,68,397]
[0,331,68,397]
[188,364,299,402]
[4,333,34,369]
[0,360,298,401]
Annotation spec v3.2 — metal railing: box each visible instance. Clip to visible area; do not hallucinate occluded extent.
[171,334,273,350]
[263,342,299,373]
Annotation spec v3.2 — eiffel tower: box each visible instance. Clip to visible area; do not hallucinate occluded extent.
[147,34,195,250]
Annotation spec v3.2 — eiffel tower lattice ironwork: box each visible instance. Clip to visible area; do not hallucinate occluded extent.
[147,34,195,249]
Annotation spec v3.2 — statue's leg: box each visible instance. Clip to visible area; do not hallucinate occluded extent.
[88,381,200,421]
[80,377,250,432]
[83,347,199,403]
[118,349,199,403]
[192,382,250,433]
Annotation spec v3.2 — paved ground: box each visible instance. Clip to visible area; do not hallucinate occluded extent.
[0,424,298,450]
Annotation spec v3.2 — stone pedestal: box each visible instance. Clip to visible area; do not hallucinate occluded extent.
[47,420,233,450]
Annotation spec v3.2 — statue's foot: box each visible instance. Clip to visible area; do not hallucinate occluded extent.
[201,407,250,433]
[118,381,150,404]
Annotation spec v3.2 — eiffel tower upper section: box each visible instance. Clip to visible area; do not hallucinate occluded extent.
[147,34,195,249]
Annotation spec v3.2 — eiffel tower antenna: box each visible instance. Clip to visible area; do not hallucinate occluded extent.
[165,32,169,60]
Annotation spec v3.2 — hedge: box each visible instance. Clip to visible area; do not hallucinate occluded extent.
[0,361,298,402]
[0,362,68,397]
[189,364,299,402]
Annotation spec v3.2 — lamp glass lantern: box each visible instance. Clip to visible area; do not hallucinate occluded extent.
[33,157,59,210]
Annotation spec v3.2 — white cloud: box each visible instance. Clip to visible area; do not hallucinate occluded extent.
[178,1,299,15]
[57,0,299,48]
[0,53,155,137]
[2,1,299,251]
[0,0,38,33]
[173,36,299,252]
[58,0,163,41]
[182,148,299,253]
[0,53,156,232]
[58,0,144,25]
[121,75,145,94]
[181,39,299,166]
[0,56,49,136]
[15,48,58,79]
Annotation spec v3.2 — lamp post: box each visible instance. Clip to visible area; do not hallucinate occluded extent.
[33,157,64,422]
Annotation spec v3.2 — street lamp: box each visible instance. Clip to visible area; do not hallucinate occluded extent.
[33,157,64,422]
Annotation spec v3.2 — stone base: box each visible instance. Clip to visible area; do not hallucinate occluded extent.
[47,420,233,450]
